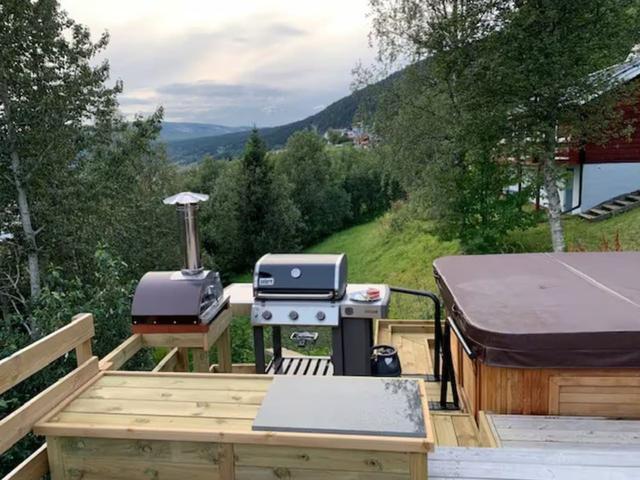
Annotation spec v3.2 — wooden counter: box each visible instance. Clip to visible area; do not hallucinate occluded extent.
[35,371,433,479]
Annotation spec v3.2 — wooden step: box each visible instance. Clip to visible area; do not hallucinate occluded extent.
[579,213,598,221]
[590,208,608,215]
[602,203,621,210]
[430,447,640,479]
[615,199,633,206]
[485,414,640,450]
[627,194,640,201]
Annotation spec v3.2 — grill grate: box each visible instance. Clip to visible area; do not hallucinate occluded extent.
[266,356,334,376]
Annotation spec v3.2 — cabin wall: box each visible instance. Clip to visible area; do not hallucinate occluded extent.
[580,162,640,210]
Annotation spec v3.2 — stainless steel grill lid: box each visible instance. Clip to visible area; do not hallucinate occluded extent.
[253,253,347,300]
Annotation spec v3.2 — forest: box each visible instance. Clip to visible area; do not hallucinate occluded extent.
[3,0,640,474]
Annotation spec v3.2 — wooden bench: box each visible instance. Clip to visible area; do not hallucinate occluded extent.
[429,446,640,479]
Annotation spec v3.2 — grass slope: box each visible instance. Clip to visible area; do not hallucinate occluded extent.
[307,216,460,319]
[508,207,640,252]
[225,206,639,361]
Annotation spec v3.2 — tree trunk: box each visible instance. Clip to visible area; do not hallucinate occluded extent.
[542,154,565,252]
[1,82,42,302]
[10,150,42,299]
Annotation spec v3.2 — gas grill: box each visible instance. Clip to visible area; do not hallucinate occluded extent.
[251,253,391,376]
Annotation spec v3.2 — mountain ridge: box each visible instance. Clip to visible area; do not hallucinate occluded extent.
[160,122,250,142]
[165,70,401,163]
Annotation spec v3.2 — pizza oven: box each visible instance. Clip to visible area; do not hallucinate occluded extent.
[131,192,227,331]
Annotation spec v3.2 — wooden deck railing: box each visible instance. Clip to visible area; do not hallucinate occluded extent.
[0,313,216,480]
[0,313,98,480]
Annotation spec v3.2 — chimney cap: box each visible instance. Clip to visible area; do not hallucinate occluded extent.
[163,191,209,206]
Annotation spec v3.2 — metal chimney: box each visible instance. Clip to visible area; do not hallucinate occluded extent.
[163,192,209,275]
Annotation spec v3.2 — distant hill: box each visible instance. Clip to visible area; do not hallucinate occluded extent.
[160,122,250,142]
[166,71,402,164]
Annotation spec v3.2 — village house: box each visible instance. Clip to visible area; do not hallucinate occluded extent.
[554,52,640,218]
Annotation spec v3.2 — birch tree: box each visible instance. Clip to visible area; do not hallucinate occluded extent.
[0,0,119,304]
[368,0,640,252]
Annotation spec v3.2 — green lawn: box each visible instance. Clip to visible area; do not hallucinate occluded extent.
[507,207,640,252]
[307,215,460,319]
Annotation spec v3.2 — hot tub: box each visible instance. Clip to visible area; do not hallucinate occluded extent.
[434,252,640,418]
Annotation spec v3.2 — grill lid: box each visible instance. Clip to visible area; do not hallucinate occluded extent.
[253,253,347,300]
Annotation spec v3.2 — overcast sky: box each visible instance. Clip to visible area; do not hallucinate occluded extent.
[59,1,375,127]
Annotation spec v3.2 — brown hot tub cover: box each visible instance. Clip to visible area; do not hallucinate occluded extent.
[433,252,640,368]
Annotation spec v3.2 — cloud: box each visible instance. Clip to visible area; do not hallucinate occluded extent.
[268,23,306,37]
[64,1,377,126]
[157,82,285,99]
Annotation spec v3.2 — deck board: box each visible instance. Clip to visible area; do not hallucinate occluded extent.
[487,414,640,450]
[429,446,640,479]
[379,319,482,448]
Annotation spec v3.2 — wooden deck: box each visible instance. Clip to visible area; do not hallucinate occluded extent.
[484,413,640,450]
[377,319,483,448]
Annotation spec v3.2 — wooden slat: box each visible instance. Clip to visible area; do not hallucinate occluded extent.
[99,334,143,371]
[42,411,254,433]
[45,437,65,480]
[175,348,189,372]
[235,466,408,479]
[191,349,210,373]
[63,397,260,419]
[432,415,457,446]
[488,414,640,450]
[429,447,640,479]
[224,283,252,316]
[2,443,48,480]
[56,456,221,480]
[75,339,93,366]
[142,333,209,349]
[0,313,94,394]
[219,444,234,480]
[96,373,271,391]
[234,444,409,473]
[210,363,257,374]
[215,328,233,373]
[56,436,222,463]
[452,415,480,447]
[152,347,179,372]
[203,308,231,349]
[477,411,500,448]
[409,452,427,480]
[79,385,266,404]
[0,357,100,455]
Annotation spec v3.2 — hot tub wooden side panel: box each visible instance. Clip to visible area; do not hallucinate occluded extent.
[451,335,640,419]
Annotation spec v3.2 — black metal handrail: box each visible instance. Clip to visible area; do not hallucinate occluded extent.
[389,286,459,409]
[389,286,442,381]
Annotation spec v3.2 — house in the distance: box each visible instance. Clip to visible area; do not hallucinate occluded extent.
[555,54,640,217]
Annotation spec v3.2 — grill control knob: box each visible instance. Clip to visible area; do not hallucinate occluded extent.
[316,311,326,321]
[262,311,272,321]
[289,311,299,321]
